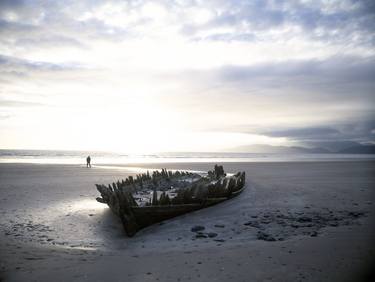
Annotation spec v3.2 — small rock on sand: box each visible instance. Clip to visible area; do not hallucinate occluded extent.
[208,232,218,238]
[191,226,205,232]
[195,233,208,239]
[310,231,318,237]
[244,221,261,228]
[257,231,276,242]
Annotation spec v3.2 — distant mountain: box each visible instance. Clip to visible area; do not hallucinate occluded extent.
[227,144,331,154]
[303,141,361,152]
[337,144,375,154]
[228,143,375,154]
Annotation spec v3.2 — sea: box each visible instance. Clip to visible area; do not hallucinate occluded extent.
[0,149,374,164]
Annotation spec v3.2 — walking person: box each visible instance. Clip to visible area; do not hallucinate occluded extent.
[86,155,91,168]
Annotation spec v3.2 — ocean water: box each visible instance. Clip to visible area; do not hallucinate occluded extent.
[0,149,374,164]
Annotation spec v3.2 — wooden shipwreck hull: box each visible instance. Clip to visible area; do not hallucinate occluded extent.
[96,165,245,236]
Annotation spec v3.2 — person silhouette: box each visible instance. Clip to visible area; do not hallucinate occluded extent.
[86,155,91,168]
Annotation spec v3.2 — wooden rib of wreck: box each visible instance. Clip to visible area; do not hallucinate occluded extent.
[96,165,246,237]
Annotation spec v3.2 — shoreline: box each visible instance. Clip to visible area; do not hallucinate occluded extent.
[1,152,374,166]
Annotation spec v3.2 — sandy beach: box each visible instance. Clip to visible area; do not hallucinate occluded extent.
[0,161,374,282]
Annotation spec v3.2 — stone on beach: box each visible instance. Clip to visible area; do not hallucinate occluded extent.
[191,226,205,232]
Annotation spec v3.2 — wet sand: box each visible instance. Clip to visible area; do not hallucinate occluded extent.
[0,161,374,281]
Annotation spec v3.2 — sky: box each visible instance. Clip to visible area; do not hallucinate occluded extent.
[0,0,374,153]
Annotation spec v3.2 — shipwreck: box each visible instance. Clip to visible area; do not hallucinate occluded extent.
[96,165,246,236]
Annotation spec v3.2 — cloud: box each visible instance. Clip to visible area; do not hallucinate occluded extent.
[0,98,44,108]
[0,0,24,8]
[0,54,86,75]
[217,56,375,80]
[1,0,374,50]
[214,56,375,100]
[0,2,130,54]
[15,35,87,49]
[258,120,375,147]
[0,113,11,120]
[157,54,375,146]
[263,127,341,140]
[169,55,375,105]
[182,0,375,48]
